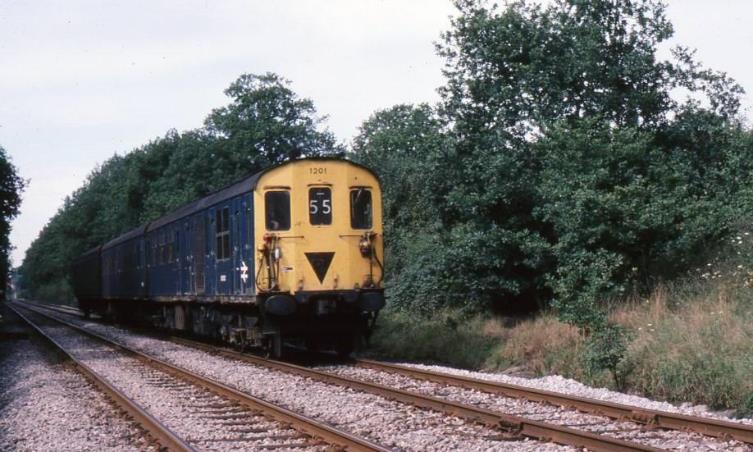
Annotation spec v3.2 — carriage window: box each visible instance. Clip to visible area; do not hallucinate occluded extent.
[350,188,373,229]
[204,215,210,255]
[162,232,168,264]
[216,207,231,260]
[234,210,239,251]
[309,187,332,225]
[265,191,290,231]
[167,232,174,263]
[158,233,164,265]
[174,230,180,262]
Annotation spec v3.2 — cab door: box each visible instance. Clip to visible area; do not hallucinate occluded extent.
[304,186,336,289]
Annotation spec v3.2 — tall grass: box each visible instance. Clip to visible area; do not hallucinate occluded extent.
[370,272,753,416]
[366,309,501,369]
[612,279,753,414]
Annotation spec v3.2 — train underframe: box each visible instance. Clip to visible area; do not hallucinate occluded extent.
[81,290,384,358]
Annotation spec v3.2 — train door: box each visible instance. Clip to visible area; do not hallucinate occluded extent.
[305,186,335,290]
[232,200,240,295]
[173,228,180,295]
[215,205,231,295]
[241,194,254,295]
[194,215,205,294]
[205,209,216,295]
[181,222,190,295]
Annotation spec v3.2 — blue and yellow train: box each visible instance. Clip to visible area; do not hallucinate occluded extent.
[71,158,385,356]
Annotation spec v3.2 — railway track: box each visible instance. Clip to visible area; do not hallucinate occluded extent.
[173,337,665,451]
[351,359,753,445]
[9,302,388,452]
[19,300,753,451]
[7,303,190,451]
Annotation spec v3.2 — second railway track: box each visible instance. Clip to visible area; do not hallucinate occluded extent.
[349,359,753,445]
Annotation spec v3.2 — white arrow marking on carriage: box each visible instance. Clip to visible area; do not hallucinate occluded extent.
[240,260,249,283]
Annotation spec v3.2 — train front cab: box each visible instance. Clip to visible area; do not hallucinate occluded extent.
[253,160,384,354]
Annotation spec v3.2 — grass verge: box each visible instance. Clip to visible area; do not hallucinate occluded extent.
[368,275,753,417]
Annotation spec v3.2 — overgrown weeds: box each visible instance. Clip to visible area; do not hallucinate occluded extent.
[366,309,500,369]
[370,271,753,416]
[613,279,753,414]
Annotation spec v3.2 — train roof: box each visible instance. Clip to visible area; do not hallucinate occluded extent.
[146,171,263,232]
[99,158,377,252]
[102,225,148,250]
[73,245,103,263]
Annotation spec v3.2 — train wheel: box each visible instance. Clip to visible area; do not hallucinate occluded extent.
[272,333,283,358]
[264,333,283,359]
[334,334,355,358]
[305,336,320,353]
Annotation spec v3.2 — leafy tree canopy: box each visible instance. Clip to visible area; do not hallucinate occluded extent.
[0,146,24,300]
[439,0,742,137]
[354,0,750,321]
[20,73,338,301]
[205,72,341,169]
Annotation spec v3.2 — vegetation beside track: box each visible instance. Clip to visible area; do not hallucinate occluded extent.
[357,0,753,415]
[369,240,753,418]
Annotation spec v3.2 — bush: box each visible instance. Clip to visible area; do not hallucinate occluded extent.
[609,263,753,409]
[490,314,585,378]
[367,309,498,369]
[370,267,753,415]
[583,324,629,388]
[737,392,753,418]
[33,279,74,304]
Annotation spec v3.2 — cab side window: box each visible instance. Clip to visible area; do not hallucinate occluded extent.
[350,188,372,229]
[265,191,291,231]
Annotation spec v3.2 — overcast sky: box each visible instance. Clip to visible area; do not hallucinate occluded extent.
[1,0,752,266]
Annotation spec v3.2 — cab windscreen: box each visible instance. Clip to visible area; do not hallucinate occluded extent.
[265,191,290,230]
[350,189,372,229]
[309,187,332,225]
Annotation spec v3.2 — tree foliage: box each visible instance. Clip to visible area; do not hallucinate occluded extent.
[19,73,338,300]
[353,0,750,325]
[205,73,341,168]
[0,146,24,299]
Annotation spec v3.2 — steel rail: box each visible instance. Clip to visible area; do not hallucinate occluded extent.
[7,303,194,452]
[166,337,658,452]
[24,299,753,447]
[17,300,84,317]
[26,299,753,448]
[12,302,388,452]
[355,358,753,445]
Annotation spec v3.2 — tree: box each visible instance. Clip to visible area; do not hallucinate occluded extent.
[0,146,24,300]
[438,0,742,134]
[205,72,342,171]
[20,72,341,302]
[352,104,458,311]
[352,104,451,232]
[415,0,746,316]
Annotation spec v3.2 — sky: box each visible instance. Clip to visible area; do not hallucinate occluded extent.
[1,0,752,267]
